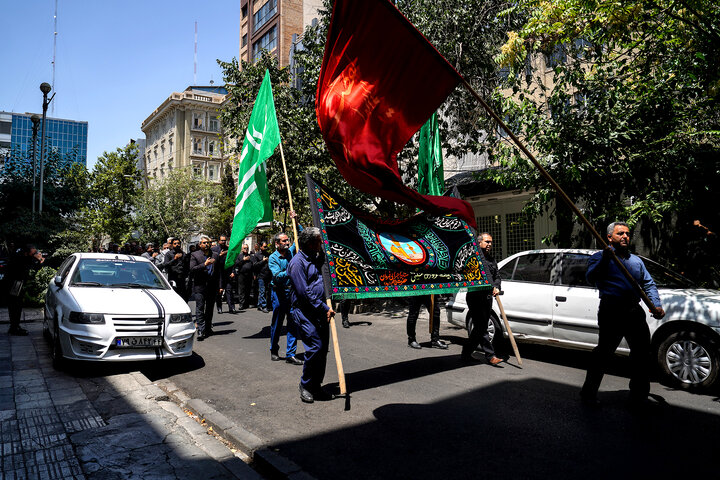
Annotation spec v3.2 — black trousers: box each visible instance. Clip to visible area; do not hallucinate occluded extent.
[237,273,252,309]
[406,296,440,341]
[216,280,236,311]
[8,294,23,329]
[462,291,496,359]
[581,298,651,400]
[193,289,216,335]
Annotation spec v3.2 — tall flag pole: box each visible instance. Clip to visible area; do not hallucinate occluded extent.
[227,70,280,268]
[417,112,444,196]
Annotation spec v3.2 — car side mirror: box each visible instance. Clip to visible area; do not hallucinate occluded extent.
[54,275,63,286]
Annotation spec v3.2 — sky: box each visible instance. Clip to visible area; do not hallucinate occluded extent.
[1,0,241,168]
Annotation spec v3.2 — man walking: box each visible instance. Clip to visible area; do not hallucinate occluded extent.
[406,295,448,349]
[213,235,235,314]
[580,221,665,407]
[288,227,335,403]
[5,244,44,335]
[269,228,303,365]
[461,233,503,365]
[189,235,219,341]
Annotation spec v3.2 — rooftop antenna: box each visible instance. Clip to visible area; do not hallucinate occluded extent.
[194,21,198,85]
[51,0,58,115]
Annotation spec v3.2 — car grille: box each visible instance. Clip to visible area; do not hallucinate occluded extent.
[111,316,164,333]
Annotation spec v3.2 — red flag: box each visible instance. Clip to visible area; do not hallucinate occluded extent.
[316,0,477,228]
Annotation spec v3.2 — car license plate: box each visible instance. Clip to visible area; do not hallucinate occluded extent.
[115,336,163,348]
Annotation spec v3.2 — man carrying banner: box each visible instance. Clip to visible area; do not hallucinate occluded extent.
[269,213,304,365]
[288,227,335,403]
[461,233,503,365]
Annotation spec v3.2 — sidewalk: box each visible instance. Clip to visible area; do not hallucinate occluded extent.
[0,309,263,480]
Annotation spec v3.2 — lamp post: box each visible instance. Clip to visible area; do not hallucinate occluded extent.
[30,115,40,216]
[38,82,55,214]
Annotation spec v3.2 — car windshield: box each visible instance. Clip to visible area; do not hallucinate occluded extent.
[639,256,697,289]
[69,258,169,289]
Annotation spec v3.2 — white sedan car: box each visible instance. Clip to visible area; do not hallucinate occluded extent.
[44,253,195,367]
[446,249,720,391]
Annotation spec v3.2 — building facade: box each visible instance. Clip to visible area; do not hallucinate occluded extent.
[0,111,88,168]
[239,0,322,68]
[141,86,228,183]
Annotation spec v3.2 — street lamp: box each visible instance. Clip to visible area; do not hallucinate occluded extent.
[38,82,55,213]
[30,114,40,216]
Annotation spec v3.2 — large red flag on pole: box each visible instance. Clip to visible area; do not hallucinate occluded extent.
[316,0,477,229]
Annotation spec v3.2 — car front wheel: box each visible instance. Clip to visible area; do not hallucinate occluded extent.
[50,317,65,371]
[657,330,719,390]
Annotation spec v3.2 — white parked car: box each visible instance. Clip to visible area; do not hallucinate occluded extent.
[44,253,195,367]
[446,249,720,391]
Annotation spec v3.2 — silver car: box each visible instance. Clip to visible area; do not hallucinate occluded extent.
[44,253,195,367]
[446,249,720,391]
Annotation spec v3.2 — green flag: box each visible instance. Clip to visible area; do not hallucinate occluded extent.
[227,70,280,268]
[417,112,444,196]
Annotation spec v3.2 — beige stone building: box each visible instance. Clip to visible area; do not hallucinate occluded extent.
[239,0,322,67]
[141,86,228,183]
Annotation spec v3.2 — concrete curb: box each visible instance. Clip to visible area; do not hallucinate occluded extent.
[155,378,316,480]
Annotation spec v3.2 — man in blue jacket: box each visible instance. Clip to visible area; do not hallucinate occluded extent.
[581,221,665,408]
[269,219,304,365]
[288,227,336,403]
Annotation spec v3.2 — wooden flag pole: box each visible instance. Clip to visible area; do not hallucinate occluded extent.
[495,295,522,366]
[327,300,347,395]
[459,78,658,314]
[278,141,299,246]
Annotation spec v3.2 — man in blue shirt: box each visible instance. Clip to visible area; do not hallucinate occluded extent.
[287,227,335,403]
[581,221,665,408]
[269,220,304,365]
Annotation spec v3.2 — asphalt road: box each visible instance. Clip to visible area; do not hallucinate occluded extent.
[142,303,720,480]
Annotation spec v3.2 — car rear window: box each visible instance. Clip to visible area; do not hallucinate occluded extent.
[509,253,555,284]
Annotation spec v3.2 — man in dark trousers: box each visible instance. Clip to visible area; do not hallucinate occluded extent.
[164,238,188,300]
[253,243,271,313]
[461,232,503,365]
[269,221,303,365]
[189,235,219,340]
[288,227,335,403]
[581,221,665,408]
[234,244,254,310]
[213,234,236,314]
[5,244,44,335]
[406,295,448,349]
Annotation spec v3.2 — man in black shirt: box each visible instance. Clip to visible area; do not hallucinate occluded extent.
[461,233,503,365]
[5,244,44,335]
[234,244,254,310]
[189,236,219,340]
[164,238,188,300]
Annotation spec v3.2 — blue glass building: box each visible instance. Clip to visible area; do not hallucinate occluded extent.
[0,111,88,167]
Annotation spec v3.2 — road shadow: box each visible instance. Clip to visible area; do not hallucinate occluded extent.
[271,378,720,479]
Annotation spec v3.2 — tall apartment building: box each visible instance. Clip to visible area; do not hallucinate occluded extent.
[239,0,322,68]
[0,111,88,168]
[141,86,228,183]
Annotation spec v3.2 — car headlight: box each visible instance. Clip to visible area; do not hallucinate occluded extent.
[68,312,105,324]
[169,313,193,324]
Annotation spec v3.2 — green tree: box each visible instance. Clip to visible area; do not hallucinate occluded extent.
[205,162,236,238]
[490,0,720,273]
[79,144,142,245]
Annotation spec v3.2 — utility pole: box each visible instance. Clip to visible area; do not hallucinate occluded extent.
[30,115,40,216]
[39,82,55,214]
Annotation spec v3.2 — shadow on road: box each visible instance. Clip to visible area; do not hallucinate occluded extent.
[273,378,720,479]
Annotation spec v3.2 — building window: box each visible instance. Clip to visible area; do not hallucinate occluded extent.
[241,4,247,18]
[193,113,204,130]
[242,34,248,48]
[192,163,203,178]
[209,116,219,132]
[253,0,277,32]
[253,26,277,61]
[208,163,219,181]
[192,137,203,154]
[168,139,173,154]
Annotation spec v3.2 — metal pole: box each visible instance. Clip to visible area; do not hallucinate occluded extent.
[30,115,40,216]
[39,82,54,214]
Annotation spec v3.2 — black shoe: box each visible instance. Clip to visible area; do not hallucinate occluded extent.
[408,339,421,349]
[205,329,213,337]
[197,333,206,341]
[271,352,281,361]
[342,318,350,328]
[286,356,304,365]
[299,384,314,403]
[8,327,29,336]
[261,308,269,313]
[430,339,448,349]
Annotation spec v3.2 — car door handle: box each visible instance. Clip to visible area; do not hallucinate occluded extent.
[555,296,567,302]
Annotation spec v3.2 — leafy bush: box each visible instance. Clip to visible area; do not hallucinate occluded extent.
[23,266,57,307]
